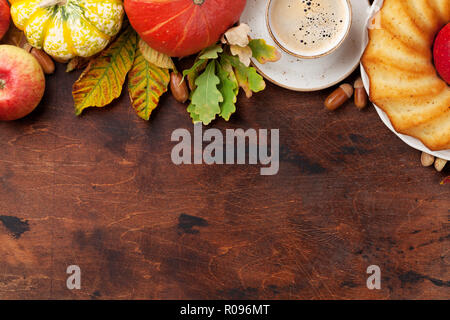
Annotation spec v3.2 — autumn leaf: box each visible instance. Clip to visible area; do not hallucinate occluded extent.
[248,39,281,64]
[182,33,277,124]
[183,59,208,91]
[222,60,239,96]
[222,54,265,98]
[441,176,450,185]
[128,48,170,121]
[187,102,201,123]
[223,24,251,47]
[138,38,175,70]
[189,61,223,125]
[199,44,223,60]
[230,45,253,67]
[72,25,137,115]
[216,61,237,121]
[183,59,206,78]
[183,45,223,91]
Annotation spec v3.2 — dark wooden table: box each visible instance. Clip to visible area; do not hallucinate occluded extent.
[0,61,448,300]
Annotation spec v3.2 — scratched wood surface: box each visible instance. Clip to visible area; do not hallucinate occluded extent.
[0,59,448,300]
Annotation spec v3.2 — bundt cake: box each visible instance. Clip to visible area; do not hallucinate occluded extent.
[362,0,450,151]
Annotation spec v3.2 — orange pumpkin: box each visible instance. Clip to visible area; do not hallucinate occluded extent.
[124,0,247,57]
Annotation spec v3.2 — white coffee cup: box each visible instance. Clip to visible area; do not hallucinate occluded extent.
[266,0,352,59]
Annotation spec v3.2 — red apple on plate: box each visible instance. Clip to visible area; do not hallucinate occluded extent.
[0,45,45,121]
[0,0,10,41]
[434,23,450,84]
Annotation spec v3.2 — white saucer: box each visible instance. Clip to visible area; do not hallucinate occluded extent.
[240,0,371,91]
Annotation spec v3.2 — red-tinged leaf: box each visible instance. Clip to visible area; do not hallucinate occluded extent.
[128,48,170,120]
[249,39,281,64]
[72,26,137,115]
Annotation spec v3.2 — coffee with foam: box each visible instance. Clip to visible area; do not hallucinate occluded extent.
[268,0,351,58]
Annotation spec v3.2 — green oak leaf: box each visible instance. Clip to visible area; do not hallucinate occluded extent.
[221,59,239,96]
[182,59,207,91]
[182,59,206,79]
[222,54,265,98]
[187,102,201,123]
[216,61,238,121]
[199,44,224,60]
[248,39,281,64]
[190,61,223,125]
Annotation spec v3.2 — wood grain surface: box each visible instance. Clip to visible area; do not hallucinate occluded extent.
[0,60,448,300]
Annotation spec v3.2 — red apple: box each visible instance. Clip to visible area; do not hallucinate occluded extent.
[434,23,450,84]
[0,0,10,41]
[0,45,45,121]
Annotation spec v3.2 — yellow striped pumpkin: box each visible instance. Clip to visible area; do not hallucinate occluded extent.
[10,0,124,60]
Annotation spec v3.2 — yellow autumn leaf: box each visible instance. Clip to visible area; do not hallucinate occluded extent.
[128,48,170,121]
[72,25,137,115]
[139,38,175,70]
